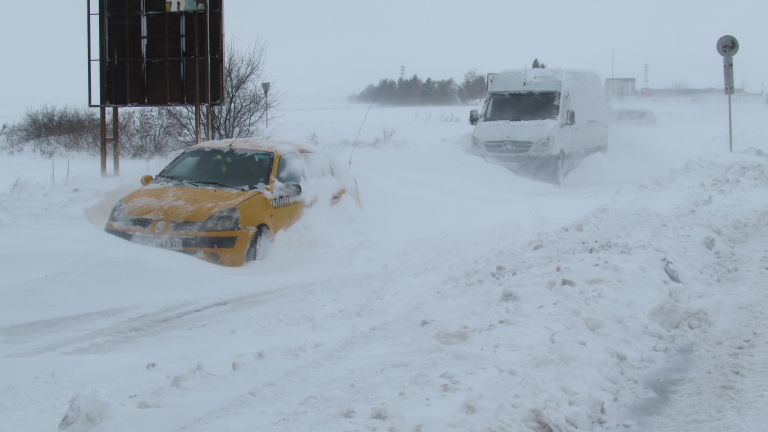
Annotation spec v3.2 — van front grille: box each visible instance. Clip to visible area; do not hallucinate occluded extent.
[484,141,533,154]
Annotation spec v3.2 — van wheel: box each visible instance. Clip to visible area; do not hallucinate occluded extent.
[549,154,566,185]
[245,226,271,262]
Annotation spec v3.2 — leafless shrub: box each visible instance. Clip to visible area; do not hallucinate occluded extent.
[167,37,282,141]
[6,177,34,195]
[118,109,189,158]
[668,79,690,90]
[438,112,460,122]
[3,106,100,156]
[1,37,280,158]
[381,127,396,143]
[306,131,320,146]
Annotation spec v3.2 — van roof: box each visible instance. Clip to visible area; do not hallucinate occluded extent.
[489,69,600,93]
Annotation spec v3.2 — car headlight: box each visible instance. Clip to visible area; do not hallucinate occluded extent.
[532,136,553,152]
[200,208,240,232]
[108,200,127,223]
[472,136,482,148]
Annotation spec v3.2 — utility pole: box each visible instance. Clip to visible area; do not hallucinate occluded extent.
[611,50,614,79]
[400,66,405,81]
[643,64,649,88]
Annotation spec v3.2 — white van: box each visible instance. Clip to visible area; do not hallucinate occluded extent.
[469,69,608,184]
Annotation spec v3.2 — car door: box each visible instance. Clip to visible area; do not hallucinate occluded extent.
[270,152,306,231]
[301,151,346,205]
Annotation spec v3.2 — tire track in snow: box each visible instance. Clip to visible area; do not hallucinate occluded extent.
[0,281,318,358]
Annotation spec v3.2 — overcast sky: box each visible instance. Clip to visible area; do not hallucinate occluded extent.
[1,0,766,120]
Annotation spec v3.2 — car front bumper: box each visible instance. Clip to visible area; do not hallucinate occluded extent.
[105,225,255,266]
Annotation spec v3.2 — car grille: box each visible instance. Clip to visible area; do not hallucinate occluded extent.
[170,221,204,232]
[484,140,533,154]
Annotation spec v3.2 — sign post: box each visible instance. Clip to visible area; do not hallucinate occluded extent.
[716,35,739,153]
[262,82,271,129]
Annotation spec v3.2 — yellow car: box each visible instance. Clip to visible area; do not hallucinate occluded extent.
[105,139,360,266]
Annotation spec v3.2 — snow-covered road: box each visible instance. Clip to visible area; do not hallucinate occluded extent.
[1,96,767,431]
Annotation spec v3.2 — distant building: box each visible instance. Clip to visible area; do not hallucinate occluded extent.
[605,78,636,97]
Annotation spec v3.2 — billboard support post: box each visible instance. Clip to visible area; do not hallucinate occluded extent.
[100,107,107,177]
[112,106,119,177]
[206,105,212,141]
[195,105,201,144]
[99,106,119,178]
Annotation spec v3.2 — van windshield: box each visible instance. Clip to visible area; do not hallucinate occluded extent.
[485,91,560,122]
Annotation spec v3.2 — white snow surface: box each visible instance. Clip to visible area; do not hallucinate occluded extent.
[1,96,768,431]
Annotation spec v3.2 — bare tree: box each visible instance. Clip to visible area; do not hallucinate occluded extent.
[458,70,487,104]
[668,79,690,90]
[2,38,281,158]
[167,37,282,141]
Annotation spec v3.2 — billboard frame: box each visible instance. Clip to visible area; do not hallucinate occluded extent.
[87,0,225,176]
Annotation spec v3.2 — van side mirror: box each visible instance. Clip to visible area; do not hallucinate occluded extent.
[140,175,154,186]
[469,110,479,125]
[566,110,576,126]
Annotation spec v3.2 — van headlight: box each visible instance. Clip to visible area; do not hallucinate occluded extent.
[108,200,127,223]
[532,136,553,152]
[200,208,240,232]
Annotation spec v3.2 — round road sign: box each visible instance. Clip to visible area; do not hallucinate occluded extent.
[716,35,739,57]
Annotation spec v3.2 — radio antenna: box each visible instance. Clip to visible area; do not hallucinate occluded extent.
[348,84,384,170]
[524,65,527,86]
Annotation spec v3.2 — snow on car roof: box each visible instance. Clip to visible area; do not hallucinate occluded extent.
[190,138,315,154]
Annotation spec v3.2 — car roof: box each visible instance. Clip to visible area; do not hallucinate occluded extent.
[189,138,315,154]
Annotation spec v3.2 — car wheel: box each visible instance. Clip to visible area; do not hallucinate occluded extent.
[598,144,608,154]
[549,153,566,185]
[245,226,271,262]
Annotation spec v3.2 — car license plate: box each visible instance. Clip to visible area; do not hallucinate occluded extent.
[132,234,183,251]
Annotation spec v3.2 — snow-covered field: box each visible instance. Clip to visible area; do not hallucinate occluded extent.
[1,95,767,432]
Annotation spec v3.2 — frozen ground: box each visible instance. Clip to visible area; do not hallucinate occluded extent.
[1,95,767,432]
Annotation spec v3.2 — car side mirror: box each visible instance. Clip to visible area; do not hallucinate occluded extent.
[469,110,479,125]
[275,182,302,197]
[140,175,154,186]
[566,110,576,126]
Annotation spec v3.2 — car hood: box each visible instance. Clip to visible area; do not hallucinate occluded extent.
[122,185,258,222]
[472,119,557,143]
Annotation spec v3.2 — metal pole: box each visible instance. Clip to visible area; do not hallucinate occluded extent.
[195,105,201,144]
[87,0,92,106]
[205,104,211,141]
[724,55,734,153]
[112,107,120,176]
[100,106,107,177]
[717,36,738,153]
[205,1,211,106]
[728,92,733,153]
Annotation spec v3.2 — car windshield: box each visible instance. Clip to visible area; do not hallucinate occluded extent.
[158,148,273,189]
[486,91,560,122]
